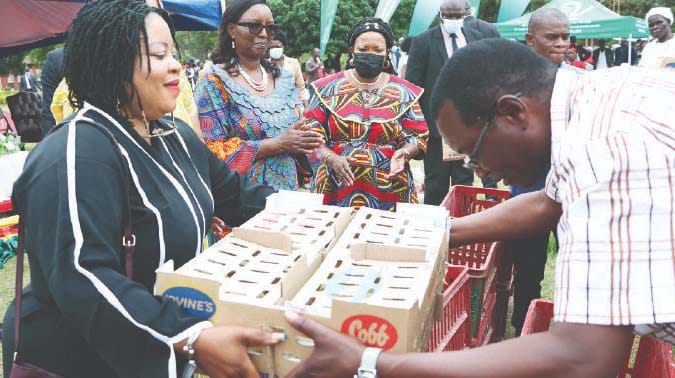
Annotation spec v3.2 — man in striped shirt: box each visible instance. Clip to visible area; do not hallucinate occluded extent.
[283,38,674,378]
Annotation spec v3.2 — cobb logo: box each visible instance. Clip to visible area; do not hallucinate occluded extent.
[340,315,398,350]
[163,287,216,319]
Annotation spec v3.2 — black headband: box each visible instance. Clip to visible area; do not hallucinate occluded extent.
[348,20,394,49]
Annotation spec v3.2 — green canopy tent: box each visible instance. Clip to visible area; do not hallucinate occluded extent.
[495,0,649,40]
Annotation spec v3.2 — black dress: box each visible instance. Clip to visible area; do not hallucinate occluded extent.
[2,103,274,377]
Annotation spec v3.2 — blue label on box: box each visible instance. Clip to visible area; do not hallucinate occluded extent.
[163,287,216,319]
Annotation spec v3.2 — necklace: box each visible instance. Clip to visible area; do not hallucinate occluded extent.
[350,69,382,87]
[237,63,267,92]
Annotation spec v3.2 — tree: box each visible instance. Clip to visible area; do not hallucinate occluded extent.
[389,0,416,38]
[175,31,218,62]
[269,0,377,63]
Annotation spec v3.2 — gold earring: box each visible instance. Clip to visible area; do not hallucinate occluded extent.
[141,110,151,136]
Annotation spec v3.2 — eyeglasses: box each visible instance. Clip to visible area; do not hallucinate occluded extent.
[235,22,281,37]
[463,92,522,171]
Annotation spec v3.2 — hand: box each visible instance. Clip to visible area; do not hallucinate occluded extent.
[386,149,409,179]
[211,217,226,239]
[325,153,356,186]
[191,326,281,378]
[277,120,324,155]
[285,311,364,378]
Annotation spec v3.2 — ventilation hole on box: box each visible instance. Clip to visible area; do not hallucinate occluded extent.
[248,347,264,356]
[318,230,326,236]
[372,231,387,236]
[290,232,306,236]
[339,282,357,286]
[194,268,213,275]
[393,275,414,279]
[316,284,326,291]
[399,229,405,235]
[413,229,432,233]
[232,242,247,248]
[207,259,227,266]
[271,252,288,256]
[376,223,393,228]
[352,262,372,267]
[365,214,373,219]
[365,288,375,298]
[256,290,269,299]
[346,273,364,278]
[296,337,315,347]
[326,221,334,227]
[388,286,410,290]
[252,250,261,257]
[381,214,395,219]
[394,238,401,244]
[218,250,237,257]
[353,233,361,239]
[282,353,303,363]
[332,292,353,298]
[251,269,269,274]
[294,255,302,262]
[399,266,419,269]
[239,259,249,267]
[239,279,256,284]
[260,260,278,265]
[271,277,281,285]
[306,297,316,306]
[366,240,383,244]
[334,260,343,268]
[382,297,406,301]
[403,219,410,225]
[374,277,381,284]
[327,273,334,279]
[226,270,236,278]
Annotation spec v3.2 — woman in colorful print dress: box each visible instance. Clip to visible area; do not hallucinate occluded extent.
[307,18,428,210]
[195,0,323,191]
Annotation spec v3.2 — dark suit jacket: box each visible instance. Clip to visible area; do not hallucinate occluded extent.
[464,16,500,38]
[592,48,614,69]
[406,24,497,138]
[40,48,65,136]
[19,72,40,92]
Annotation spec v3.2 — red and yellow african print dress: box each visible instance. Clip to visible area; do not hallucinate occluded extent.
[306,72,428,210]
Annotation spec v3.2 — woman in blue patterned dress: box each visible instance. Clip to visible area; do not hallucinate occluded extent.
[195,0,323,191]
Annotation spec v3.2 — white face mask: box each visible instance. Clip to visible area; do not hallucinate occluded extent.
[269,47,284,60]
[441,17,464,35]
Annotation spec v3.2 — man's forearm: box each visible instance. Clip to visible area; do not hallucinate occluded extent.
[377,324,632,378]
[449,190,561,247]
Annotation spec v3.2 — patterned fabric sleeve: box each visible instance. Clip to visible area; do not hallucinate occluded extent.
[399,100,429,154]
[195,74,261,176]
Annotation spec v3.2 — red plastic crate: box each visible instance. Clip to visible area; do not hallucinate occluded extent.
[427,265,472,352]
[522,300,675,377]
[441,185,510,218]
[471,289,497,347]
[0,200,12,214]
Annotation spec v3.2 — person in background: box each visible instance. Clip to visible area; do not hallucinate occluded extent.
[40,47,64,136]
[195,0,323,192]
[306,17,428,210]
[569,36,590,61]
[184,61,196,89]
[397,36,411,79]
[565,49,586,70]
[283,38,675,378]
[640,7,675,68]
[526,8,569,67]
[2,2,279,376]
[407,0,497,207]
[18,67,40,93]
[269,30,309,105]
[323,53,341,73]
[614,39,637,65]
[593,39,614,69]
[305,48,325,84]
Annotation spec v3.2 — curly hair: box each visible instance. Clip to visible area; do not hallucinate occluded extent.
[63,0,177,118]
[211,0,280,79]
[345,17,397,75]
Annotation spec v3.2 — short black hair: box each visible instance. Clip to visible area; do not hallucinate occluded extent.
[211,0,280,79]
[430,38,557,126]
[400,36,412,54]
[273,29,287,47]
[64,0,176,117]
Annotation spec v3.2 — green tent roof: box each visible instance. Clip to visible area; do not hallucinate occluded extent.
[495,0,650,40]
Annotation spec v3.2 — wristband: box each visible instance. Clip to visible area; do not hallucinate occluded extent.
[354,347,383,378]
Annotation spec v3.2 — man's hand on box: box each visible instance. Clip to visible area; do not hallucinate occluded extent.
[285,311,364,378]
[194,326,281,378]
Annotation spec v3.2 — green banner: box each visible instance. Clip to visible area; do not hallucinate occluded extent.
[375,0,402,23]
[408,0,481,36]
[320,0,339,58]
[497,0,530,22]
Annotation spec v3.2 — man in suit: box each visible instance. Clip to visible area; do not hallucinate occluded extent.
[615,39,637,65]
[19,67,40,93]
[592,39,614,69]
[40,47,65,136]
[406,0,498,206]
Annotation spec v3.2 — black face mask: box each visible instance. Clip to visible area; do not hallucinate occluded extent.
[353,53,385,78]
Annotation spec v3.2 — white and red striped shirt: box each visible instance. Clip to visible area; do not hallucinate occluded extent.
[545,67,675,344]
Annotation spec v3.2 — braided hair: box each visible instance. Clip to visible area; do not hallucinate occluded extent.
[64,0,177,118]
[345,17,397,75]
[211,0,280,78]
